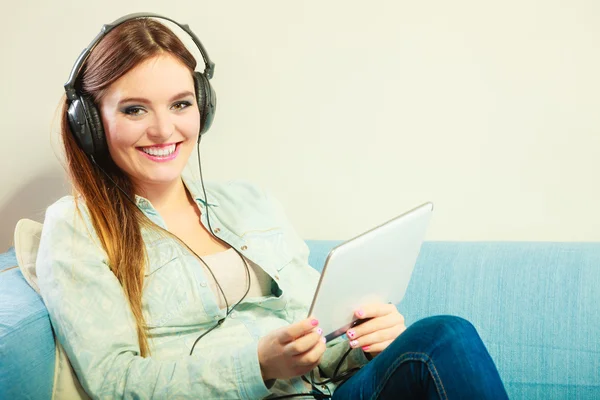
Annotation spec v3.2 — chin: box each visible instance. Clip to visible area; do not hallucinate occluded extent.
[133,168,185,187]
[118,154,190,188]
[144,173,184,185]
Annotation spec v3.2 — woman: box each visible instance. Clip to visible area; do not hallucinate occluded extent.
[37,14,509,399]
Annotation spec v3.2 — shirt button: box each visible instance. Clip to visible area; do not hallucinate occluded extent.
[213,228,220,234]
[241,245,248,251]
[230,312,237,319]
[200,282,207,287]
[214,315,220,320]
[274,274,280,281]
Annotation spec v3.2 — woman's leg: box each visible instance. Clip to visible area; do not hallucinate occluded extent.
[332,315,508,400]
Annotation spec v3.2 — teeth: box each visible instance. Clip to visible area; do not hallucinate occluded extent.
[142,144,176,157]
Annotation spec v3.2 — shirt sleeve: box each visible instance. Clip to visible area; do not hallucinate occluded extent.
[36,198,272,400]
[319,336,370,378]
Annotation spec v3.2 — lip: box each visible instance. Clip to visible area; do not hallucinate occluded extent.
[137,142,180,149]
[136,142,182,162]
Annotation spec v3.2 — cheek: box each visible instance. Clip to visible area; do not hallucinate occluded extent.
[180,109,201,138]
[105,118,146,150]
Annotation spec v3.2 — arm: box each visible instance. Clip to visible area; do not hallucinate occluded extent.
[36,199,272,400]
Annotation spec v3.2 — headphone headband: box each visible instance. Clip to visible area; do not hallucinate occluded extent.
[64,12,217,156]
[64,12,215,100]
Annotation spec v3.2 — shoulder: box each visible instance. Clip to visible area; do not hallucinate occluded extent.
[206,180,270,207]
[41,195,102,248]
[44,195,91,226]
[36,195,109,291]
[45,195,80,218]
[186,178,292,229]
[188,178,279,215]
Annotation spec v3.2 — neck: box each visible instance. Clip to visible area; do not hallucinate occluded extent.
[134,177,190,213]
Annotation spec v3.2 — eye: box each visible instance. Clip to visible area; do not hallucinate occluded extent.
[172,101,193,111]
[122,106,146,117]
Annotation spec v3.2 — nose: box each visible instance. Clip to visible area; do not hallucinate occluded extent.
[145,109,174,141]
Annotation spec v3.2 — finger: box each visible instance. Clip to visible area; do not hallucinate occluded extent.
[347,312,403,340]
[354,303,399,320]
[279,318,319,344]
[294,334,327,368]
[284,328,323,356]
[362,339,393,354]
[348,326,400,349]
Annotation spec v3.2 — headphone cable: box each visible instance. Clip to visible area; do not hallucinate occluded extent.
[88,154,252,356]
[90,142,360,397]
[187,134,253,354]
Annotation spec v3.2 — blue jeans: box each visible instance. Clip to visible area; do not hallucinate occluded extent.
[332,316,508,399]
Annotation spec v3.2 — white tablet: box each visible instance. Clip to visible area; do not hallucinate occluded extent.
[307,202,433,341]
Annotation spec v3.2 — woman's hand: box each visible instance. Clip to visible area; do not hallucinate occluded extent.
[258,318,327,381]
[346,303,406,357]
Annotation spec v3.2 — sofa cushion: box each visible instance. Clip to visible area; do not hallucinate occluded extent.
[0,247,17,272]
[13,219,90,400]
[14,219,43,293]
[0,263,54,399]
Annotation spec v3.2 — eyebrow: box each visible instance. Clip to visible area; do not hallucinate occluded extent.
[117,91,195,105]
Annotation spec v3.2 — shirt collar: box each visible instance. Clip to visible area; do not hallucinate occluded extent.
[134,194,153,210]
[182,175,219,207]
[133,176,219,209]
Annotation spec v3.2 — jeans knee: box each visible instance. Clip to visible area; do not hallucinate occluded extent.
[384,315,485,363]
[416,315,479,342]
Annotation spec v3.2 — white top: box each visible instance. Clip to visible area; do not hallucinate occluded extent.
[200,248,272,309]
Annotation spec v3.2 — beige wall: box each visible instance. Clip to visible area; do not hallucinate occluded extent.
[1,0,599,250]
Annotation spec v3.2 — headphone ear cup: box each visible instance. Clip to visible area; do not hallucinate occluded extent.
[80,96,107,156]
[194,72,216,135]
[67,96,95,155]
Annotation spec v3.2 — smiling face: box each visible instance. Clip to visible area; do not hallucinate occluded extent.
[99,54,200,192]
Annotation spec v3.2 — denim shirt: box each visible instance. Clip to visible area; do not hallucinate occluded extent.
[36,178,368,399]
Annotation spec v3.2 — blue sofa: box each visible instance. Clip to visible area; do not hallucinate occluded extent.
[1,241,599,399]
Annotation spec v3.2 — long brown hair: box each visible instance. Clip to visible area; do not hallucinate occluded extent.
[61,18,197,357]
